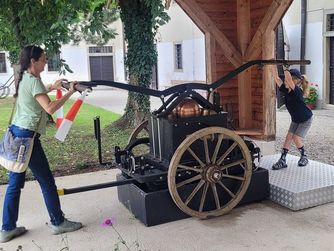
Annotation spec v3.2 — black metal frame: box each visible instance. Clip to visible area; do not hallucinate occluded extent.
[59,59,311,195]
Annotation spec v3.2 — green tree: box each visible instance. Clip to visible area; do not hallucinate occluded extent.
[115,0,170,127]
[0,0,118,73]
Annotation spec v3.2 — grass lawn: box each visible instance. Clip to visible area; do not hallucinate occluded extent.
[0,97,133,184]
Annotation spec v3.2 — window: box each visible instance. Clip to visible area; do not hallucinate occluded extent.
[47,54,61,72]
[174,43,183,70]
[0,53,7,73]
[89,46,113,54]
[327,14,334,31]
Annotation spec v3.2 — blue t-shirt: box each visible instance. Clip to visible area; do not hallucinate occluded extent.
[279,84,313,123]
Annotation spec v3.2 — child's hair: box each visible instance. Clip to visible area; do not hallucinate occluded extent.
[300,75,310,98]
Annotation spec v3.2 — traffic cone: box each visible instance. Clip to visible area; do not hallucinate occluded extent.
[55,89,63,128]
[55,90,88,142]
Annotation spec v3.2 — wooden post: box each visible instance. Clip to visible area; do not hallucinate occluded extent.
[237,0,252,129]
[262,30,276,140]
[205,32,217,83]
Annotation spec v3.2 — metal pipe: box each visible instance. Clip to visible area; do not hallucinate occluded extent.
[57,178,136,196]
[157,118,162,161]
[93,116,113,166]
[94,116,103,165]
[151,116,156,157]
[300,0,307,74]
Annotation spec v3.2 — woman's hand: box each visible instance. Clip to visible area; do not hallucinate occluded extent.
[36,80,78,114]
[52,79,66,90]
[68,81,78,93]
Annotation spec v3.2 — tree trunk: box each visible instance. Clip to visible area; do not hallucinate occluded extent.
[116,0,156,129]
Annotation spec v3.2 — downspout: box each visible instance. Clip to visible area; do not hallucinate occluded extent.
[300,0,307,74]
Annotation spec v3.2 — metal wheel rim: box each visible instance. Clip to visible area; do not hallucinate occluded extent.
[127,120,149,145]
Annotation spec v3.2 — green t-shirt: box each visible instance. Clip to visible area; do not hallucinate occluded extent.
[12,72,48,135]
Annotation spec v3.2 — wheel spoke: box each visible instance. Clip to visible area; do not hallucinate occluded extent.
[211,135,223,164]
[221,174,245,181]
[218,181,236,198]
[185,180,205,205]
[220,159,246,171]
[202,136,210,164]
[187,147,205,167]
[176,174,202,188]
[178,164,202,173]
[211,183,221,209]
[217,141,238,165]
[199,182,209,212]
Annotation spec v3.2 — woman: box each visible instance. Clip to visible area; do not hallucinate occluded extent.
[270,66,313,170]
[0,46,82,243]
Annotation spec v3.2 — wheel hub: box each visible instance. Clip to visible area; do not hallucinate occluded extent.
[204,165,222,183]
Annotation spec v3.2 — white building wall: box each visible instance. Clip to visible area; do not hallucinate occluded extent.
[283,0,334,104]
[157,42,173,87]
[41,46,89,83]
[156,2,205,89]
[114,48,125,83]
[0,52,14,92]
[305,22,323,97]
[157,37,205,89]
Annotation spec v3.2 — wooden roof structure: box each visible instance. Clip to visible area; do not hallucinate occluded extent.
[176,0,293,140]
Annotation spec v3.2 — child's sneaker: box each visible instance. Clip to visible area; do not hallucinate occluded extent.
[272,159,288,170]
[298,155,309,166]
[0,226,27,243]
[51,219,82,235]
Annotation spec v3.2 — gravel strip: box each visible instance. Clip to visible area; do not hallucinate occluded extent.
[275,106,334,166]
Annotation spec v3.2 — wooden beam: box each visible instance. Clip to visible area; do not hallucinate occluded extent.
[238,69,252,128]
[205,32,217,83]
[237,0,250,56]
[262,30,276,139]
[245,0,293,60]
[176,0,242,67]
[237,0,252,128]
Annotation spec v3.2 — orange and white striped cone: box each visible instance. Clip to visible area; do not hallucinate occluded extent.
[55,89,64,128]
[55,90,88,142]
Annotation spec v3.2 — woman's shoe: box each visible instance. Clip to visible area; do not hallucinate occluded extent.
[51,218,82,235]
[0,227,27,243]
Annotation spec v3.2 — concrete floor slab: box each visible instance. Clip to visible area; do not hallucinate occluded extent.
[1,169,334,251]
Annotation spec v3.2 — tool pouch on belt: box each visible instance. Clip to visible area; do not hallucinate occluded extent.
[0,99,40,173]
[0,129,36,173]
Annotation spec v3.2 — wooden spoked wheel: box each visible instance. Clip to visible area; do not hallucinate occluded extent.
[168,127,252,219]
[127,120,149,154]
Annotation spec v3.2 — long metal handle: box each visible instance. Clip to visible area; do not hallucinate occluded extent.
[57,178,135,196]
[74,59,311,98]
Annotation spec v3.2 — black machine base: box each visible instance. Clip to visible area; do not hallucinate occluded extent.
[117,167,269,227]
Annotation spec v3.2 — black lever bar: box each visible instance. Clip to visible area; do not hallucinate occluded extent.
[63,59,311,97]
